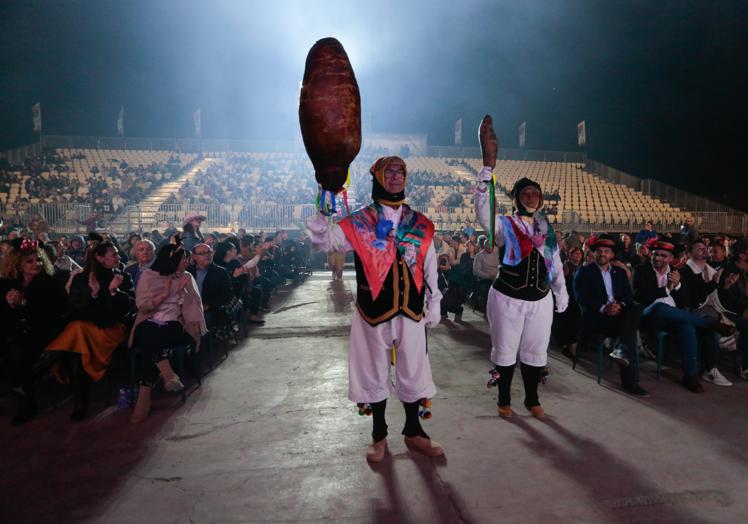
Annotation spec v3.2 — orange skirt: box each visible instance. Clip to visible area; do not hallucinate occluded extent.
[46,320,127,383]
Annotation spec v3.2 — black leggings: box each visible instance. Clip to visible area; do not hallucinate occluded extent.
[132,320,193,387]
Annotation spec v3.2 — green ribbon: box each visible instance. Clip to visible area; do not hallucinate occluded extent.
[488,176,496,247]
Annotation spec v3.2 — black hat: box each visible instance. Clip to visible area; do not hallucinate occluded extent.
[510,177,542,197]
[510,177,543,217]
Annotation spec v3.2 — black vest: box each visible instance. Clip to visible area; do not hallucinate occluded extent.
[354,251,426,326]
[493,247,550,301]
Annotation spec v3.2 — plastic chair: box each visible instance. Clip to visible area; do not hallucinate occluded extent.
[573,331,608,384]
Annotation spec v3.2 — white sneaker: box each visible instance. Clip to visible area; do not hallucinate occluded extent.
[609,347,629,367]
[702,368,733,387]
[740,368,748,380]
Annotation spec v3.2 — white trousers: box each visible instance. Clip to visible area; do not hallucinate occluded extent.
[486,287,553,367]
[348,309,437,404]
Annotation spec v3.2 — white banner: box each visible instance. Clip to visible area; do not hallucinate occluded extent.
[454,117,462,146]
[32,103,42,133]
[193,108,202,138]
[117,105,124,136]
[577,120,586,147]
[519,121,526,148]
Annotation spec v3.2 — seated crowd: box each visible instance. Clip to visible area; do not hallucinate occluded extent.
[0,151,195,213]
[0,215,311,425]
[433,223,748,396]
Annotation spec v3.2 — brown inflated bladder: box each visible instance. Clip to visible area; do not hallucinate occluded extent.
[299,37,362,192]
[479,115,498,169]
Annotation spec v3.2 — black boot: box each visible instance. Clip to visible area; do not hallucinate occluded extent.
[401,401,429,439]
[620,365,649,397]
[496,364,516,408]
[69,356,91,422]
[370,399,388,442]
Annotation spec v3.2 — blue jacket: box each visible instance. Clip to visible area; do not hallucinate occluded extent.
[573,263,634,323]
[634,229,657,244]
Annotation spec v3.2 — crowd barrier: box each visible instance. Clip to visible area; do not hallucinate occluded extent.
[2,202,746,236]
[0,202,94,231]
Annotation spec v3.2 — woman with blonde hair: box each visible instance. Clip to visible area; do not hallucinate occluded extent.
[0,239,68,424]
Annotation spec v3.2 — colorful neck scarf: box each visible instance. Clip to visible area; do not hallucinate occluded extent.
[338,203,434,300]
[500,212,558,282]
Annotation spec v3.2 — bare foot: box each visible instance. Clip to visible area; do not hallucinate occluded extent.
[130,386,152,423]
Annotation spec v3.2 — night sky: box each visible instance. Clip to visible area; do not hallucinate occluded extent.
[1,0,746,210]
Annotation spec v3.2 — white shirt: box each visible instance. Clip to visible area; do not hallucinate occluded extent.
[596,263,615,312]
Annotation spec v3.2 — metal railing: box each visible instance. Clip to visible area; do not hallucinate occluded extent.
[112,203,319,233]
[19,135,589,163]
[426,146,586,162]
[586,158,742,214]
[0,202,94,231]
[2,202,746,235]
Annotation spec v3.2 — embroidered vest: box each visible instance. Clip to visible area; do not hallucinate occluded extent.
[354,250,426,326]
[493,246,550,301]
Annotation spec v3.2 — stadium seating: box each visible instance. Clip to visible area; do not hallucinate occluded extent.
[0,148,696,233]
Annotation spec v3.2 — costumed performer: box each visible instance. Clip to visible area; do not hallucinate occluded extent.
[306,156,444,462]
[475,171,568,418]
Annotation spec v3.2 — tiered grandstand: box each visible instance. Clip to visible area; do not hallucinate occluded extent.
[1,141,745,235]
[461,158,690,226]
[1,149,196,206]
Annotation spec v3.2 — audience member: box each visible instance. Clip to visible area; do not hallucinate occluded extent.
[679,240,732,386]
[708,243,728,270]
[182,214,206,252]
[618,233,635,265]
[0,239,68,424]
[125,239,156,288]
[66,235,87,267]
[472,237,499,312]
[633,241,733,393]
[188,243,233,337]
[630,242,650,268]
[635,221,657,244]
[680,217,699,244]
[716,240,748,379]
[574,235,646,396]
[129,242,206,423]
[553,246,583,361]
[46,240,135,420]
